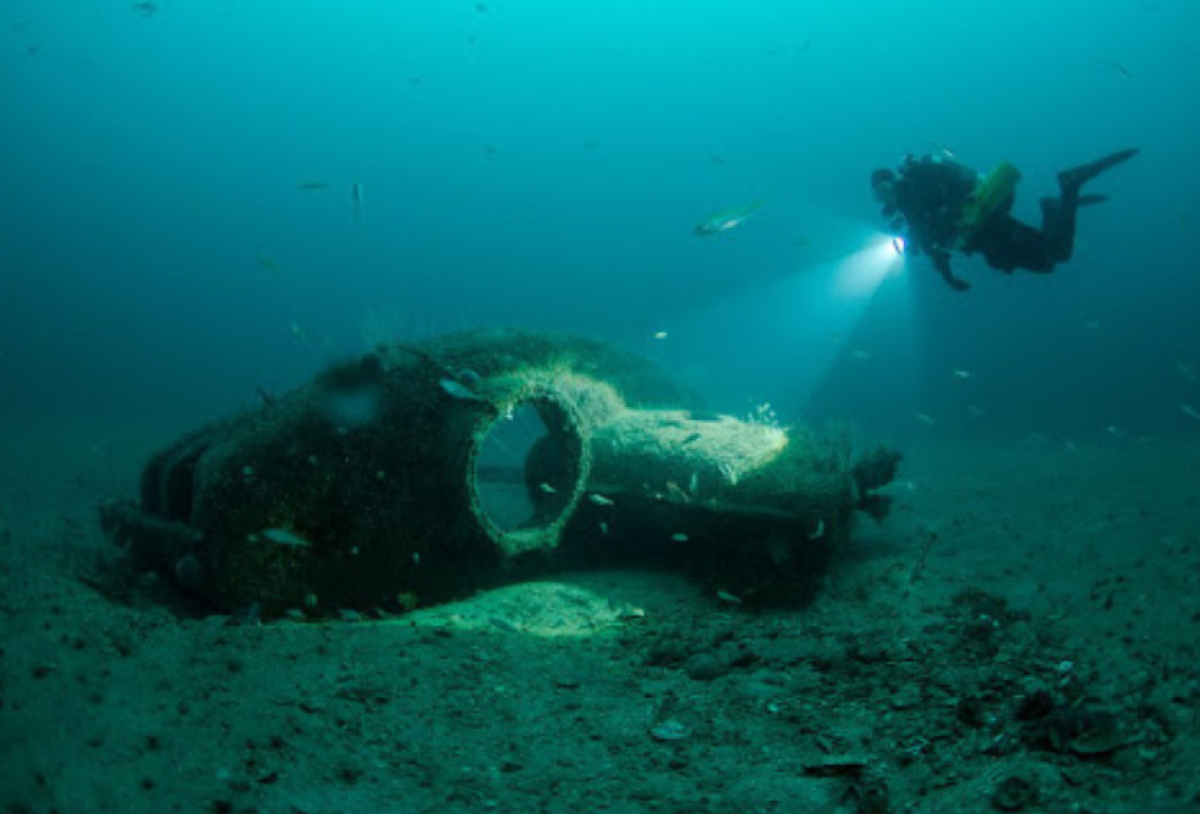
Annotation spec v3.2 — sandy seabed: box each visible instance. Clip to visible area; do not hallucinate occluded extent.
[2,419,1198,814]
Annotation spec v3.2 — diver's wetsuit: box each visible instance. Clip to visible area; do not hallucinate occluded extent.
[881,156,978,289]
[964,192,1074,274]
[879,149,1137,291]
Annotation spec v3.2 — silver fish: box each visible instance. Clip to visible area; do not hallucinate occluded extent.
[439,378,483,401]
[694,200,763,236]
[261,527,313,548]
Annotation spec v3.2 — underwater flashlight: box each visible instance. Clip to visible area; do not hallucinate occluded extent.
[891,236,906,255]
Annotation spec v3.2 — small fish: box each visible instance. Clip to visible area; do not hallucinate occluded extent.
[670,533,689,543]
[850,349,872,361]
[132,1,158,17]
[598,522,609,535]
[1097,57,1134,80]
[1081,320,1101,330]
[538,482,557,495]
[694,200,763,236]
[653,331,668,340]
[809,520,826,540]
[715,590,743,605]
[439,378,482,401]
[930,143,957,160]
[915,412,936,427]
[1182,404,1200,423]
[352,181,364,224]
[650,719,693,741]
[587,494,614,507]
[953,369,973,379]
[288,319,313,346]
[258,253,281,273]
[299,182,331,191]
[261,528,313,548]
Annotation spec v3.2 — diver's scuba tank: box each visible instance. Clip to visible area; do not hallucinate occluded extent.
[958,161,1021,238]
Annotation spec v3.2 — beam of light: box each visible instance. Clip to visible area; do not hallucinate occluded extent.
[832,233,906,299]
[646,227,911,415]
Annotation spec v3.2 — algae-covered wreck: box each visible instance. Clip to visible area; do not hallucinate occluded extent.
[102,329,899,618]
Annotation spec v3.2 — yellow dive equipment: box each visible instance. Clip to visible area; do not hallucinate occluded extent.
[959,161,1021,236]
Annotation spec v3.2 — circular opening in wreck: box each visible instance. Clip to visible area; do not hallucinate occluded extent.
[472,398,585,537]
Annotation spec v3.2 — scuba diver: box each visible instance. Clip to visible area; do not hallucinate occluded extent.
[870,148,1139,291]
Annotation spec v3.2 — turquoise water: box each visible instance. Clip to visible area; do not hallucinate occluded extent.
[2,0,1198,440]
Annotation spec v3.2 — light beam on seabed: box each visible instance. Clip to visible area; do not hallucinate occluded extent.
[658,230,911,410]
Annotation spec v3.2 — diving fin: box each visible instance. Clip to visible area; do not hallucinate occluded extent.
[1058,148,1139,197]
